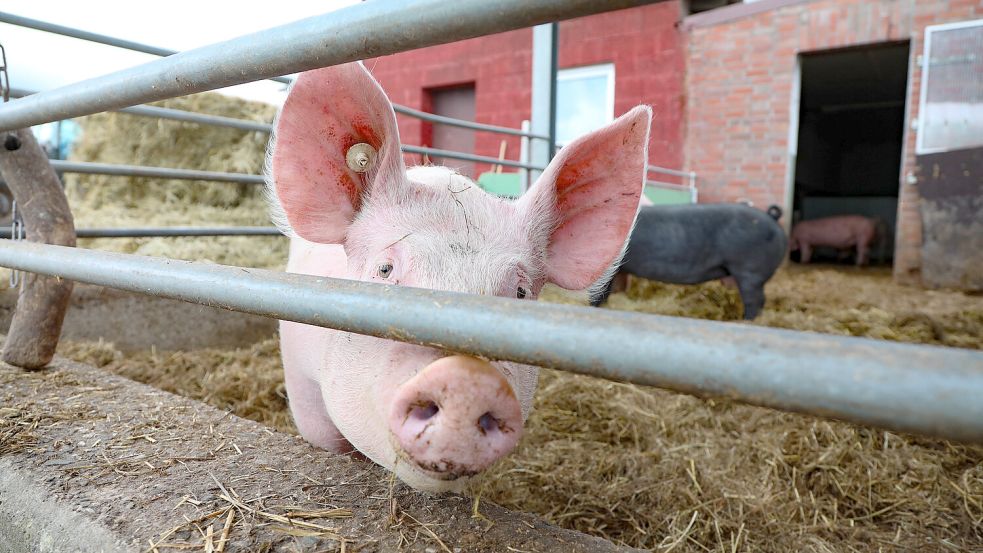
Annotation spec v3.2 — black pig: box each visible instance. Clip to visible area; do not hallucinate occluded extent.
[592,203,786,320]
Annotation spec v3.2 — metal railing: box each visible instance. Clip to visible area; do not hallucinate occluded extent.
[0,227,281,239]
[1,240,981,443]
[1,1,979,445]
[646,164,698,203]
[11,87,273,133]
[48,160,266,185]
[0,1,649,131]
[0,4,579,240]
[0,12,547,140]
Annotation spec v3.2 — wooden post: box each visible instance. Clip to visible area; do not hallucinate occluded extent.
[0,129,76,369]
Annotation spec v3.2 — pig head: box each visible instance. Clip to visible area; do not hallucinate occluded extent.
[267,62,651,492]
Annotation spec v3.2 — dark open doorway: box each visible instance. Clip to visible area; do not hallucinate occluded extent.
[792,41,910,265]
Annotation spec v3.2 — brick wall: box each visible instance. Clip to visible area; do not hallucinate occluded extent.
[367,2,686,177]
[684,0,983,285]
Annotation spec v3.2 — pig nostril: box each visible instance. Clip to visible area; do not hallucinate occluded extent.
[408,400,439,421]
[477,412,500,435]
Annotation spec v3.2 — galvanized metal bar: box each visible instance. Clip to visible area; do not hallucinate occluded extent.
[393,104,549,140]
[21,88,537,175]
[0,227,281,239]
[646,180,693,191]
[400,145,545,171]
[0,11,177,57]
[0,240,981,443]
[647,165,694,179]
[519,119,531,192]
[12,87,273,133]
[529,23,558,183]
[115,104,273,133]
[0,11,294,86]
[48,160,265,184]
[3,22,542,139]
[0,0,658,132]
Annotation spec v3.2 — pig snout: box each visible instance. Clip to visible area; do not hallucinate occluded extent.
[388,355,522,479]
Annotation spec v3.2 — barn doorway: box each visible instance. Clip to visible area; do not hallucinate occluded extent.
[791,42,910,265]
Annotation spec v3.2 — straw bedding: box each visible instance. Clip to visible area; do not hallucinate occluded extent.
[38,93,983,551]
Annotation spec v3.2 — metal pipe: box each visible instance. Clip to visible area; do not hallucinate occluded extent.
[20,85,537,172]
[519,120,531,192]
[2,24,544,140]
[0,11,294,86]
[48,160,265,184]
[0,227,281,239]
[394,104,549,141]
[0,0,658,131]
[0,240,981,443]
[12,87,273,133]
[116,104,273,133]
[646,180,693,191]
[0,11,177,57]
[647,165,695,179]
[400,145,545,171]
[529,23,557,183]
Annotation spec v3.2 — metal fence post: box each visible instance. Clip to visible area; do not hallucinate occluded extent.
[0,129,76,369]
[529,22,558,183]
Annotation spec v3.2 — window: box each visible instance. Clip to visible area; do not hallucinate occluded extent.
[917,18,983,154]
[555,64,615,147]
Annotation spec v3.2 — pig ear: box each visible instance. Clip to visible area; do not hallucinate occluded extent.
[521,106,652,290]
[269,62,405,244]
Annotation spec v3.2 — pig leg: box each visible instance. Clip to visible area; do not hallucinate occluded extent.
[734,275,767,320]
[799,242,813,264]
[284,367,355,453]
[611,272,629,294]
[855,241,870,266]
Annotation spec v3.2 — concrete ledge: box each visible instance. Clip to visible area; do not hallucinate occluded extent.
[0,357,634,552]
[0,462,129,553]
[0,283,277,352]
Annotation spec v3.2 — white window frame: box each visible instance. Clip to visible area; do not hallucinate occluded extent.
[916,18,983,155]
[555,63,616,148]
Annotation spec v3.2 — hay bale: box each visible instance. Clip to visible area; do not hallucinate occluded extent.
[57,92,286,270]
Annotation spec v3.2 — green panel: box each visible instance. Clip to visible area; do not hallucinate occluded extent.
[477,172,523,198]
[644,186,692,205]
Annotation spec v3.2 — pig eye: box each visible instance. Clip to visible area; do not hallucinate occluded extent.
[378,263,394,279]
[516,286,528,299]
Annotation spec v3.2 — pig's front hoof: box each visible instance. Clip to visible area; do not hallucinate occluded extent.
[388,355,523,479]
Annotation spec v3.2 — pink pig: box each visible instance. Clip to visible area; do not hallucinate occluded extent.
[267,62,651,492]
[790,215,879,266]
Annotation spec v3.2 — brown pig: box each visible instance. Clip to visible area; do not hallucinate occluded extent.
[790,215,880,266]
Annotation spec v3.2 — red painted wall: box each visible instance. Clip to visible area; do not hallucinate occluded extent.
[366,2,687,178]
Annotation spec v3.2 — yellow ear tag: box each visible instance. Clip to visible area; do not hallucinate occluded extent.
[346,142,377,173]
